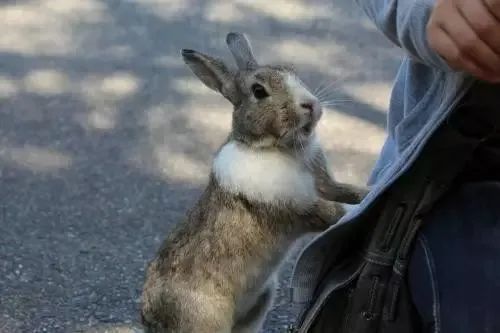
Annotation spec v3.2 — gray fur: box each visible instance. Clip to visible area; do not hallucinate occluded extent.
[141,33,368,333]
[311,148,369,203]
[181,49,239,104]
[226,32,258,70]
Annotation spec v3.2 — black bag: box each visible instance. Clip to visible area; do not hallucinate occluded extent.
[294,82,500,333]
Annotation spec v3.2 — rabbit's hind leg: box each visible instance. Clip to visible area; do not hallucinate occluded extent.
[232,286,274,333]
[181,292,234,333]
[148,288,233,333]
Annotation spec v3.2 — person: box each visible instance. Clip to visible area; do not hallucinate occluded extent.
[289,0,500,332]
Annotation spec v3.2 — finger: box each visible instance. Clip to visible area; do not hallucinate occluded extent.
[428,26,500,82]
[457,0,500,62]
[439,3,500,76]
[483,0,500,21]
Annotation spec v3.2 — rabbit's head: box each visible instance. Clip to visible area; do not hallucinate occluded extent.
[181,32,322,149]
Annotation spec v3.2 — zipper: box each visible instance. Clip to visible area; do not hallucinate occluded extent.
[380,204,406,251]
[294,293,333,333]
[286,286,354,332]
[292,267,363,332]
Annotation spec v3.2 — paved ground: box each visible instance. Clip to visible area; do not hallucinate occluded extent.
[0,1,402,332]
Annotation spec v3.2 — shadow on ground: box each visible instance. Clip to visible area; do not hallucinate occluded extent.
[0,1,401,332]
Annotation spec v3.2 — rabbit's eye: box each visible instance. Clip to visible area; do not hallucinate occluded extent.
[251,84,269,100]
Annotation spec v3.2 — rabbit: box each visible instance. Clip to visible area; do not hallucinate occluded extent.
[140,32,368,333]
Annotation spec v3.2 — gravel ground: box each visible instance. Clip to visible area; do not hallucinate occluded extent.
[0,1,401,332]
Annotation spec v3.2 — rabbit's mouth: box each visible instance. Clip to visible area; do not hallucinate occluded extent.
[301,121,314,135]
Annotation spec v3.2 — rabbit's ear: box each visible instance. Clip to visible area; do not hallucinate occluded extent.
[226,32,258,70]
[181,49,239,105]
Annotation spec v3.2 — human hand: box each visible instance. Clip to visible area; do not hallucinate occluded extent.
[427,0,500,83]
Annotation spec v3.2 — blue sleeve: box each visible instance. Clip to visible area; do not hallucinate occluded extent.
[354,0,452,71]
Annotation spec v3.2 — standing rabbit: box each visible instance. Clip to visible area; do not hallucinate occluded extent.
[140,32,367,333]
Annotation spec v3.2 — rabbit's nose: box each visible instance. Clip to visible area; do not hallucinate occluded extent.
[300,102,314,114]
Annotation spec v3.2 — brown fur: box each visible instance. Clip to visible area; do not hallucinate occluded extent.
[142,174,344,333]
[140,33,368,333]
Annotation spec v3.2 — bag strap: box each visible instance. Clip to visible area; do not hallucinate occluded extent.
[343,105,498,333]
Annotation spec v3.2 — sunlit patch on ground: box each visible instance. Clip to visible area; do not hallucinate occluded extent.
[0,0,108,56]
[0,145,73,173]
[343,81,393,112]
[0,75,19,98]
[233,0,334,22]
[23,69,71,96]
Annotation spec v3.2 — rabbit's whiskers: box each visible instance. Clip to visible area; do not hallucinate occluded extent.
[320,98,353,107]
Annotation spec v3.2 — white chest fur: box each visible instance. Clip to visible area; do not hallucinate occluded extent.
[213,141,318,207]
